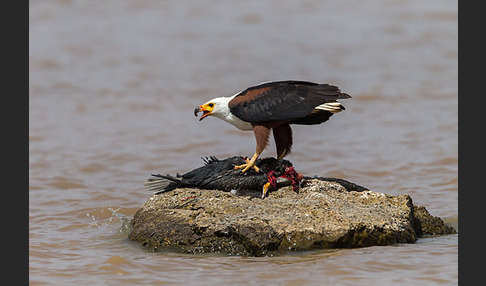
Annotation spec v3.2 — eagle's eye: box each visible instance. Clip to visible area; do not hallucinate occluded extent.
[208,103,214,107]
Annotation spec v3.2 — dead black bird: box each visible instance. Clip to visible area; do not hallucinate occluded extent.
[144,156,303,198]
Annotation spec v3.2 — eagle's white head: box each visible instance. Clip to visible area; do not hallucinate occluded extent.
[194,97,231,121]
[194,96,252,131]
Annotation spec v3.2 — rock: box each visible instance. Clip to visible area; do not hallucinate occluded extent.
[129,178,456,256]
[412,205,457,236]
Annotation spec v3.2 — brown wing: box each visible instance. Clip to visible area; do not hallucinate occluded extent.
[228,80,350,123]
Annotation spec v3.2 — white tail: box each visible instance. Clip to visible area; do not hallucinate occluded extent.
[315,102,344,113]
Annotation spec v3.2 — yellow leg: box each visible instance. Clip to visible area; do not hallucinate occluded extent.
[234,153,260,173]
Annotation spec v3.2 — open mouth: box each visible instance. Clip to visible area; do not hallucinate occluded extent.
[200,110,210,121]
[194,107,210,121]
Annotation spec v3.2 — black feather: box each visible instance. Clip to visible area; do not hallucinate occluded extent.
[144,156,296,197]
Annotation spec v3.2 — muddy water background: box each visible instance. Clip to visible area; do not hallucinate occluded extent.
[30,0,457,285]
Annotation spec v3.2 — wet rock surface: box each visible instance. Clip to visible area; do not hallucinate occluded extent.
[129,178,456,256]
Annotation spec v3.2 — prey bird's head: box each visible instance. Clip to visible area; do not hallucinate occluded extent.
[194,97,230,121]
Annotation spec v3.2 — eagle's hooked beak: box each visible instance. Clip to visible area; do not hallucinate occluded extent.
[194,103,214,121]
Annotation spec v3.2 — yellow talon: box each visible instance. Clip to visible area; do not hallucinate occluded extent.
[234,158,260,173]
[234,153,260,173]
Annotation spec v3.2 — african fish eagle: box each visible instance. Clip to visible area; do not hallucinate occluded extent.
[194,80,351,173]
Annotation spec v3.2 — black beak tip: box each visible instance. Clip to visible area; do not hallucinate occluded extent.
[194,107,200,117]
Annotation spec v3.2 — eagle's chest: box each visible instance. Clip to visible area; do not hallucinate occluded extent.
[223,113,254,131]
[213,110,253,131]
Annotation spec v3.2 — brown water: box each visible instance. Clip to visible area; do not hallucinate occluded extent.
[30,0,458,285]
